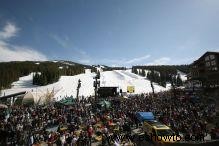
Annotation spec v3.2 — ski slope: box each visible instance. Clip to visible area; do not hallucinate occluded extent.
[2,70,169,101]
[101,70,168,94]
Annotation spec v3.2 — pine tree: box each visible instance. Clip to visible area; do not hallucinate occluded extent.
[160,73,166,87]
[176,74,183,87]
[132,68,138,74]
[151,70,155,82]
[147,72,151,80]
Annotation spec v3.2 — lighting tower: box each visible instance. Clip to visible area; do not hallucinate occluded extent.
[93,71,100,100]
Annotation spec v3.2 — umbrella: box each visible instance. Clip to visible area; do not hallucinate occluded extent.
[0,103,8,109]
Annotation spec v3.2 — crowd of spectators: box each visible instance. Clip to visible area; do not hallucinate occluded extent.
[0,91,217,146]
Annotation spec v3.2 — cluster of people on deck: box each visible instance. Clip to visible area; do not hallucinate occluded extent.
[0,91,217,146]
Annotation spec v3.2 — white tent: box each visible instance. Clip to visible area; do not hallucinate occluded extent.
[22,92,34,105]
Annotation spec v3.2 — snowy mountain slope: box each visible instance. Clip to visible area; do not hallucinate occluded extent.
[2,72,96,101]
[100,70,168,93]
[2,70,169,101]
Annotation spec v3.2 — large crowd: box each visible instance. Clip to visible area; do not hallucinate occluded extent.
[0,91,218,146]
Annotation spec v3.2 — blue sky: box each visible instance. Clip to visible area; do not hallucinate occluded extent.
[0,0,219,66]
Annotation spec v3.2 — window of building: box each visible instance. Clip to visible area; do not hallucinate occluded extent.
[205,56,210,61]
[210,54,215,60]
[193,65,197,68]
[205,62,210,67]
[211,60,216,66]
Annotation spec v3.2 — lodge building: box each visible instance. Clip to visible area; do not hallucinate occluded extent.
[188,51,219,89]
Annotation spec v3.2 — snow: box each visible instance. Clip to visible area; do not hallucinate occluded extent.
[85,69,91,74]
[166,83,172,89]
[177,70,187,81]
[2,70,169,102]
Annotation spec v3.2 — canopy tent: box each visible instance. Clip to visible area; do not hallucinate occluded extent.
[58,96,75,105]
[136,112,155,122]
[22,92,35,105]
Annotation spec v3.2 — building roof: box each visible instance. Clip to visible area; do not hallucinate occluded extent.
[192,51,219,65]
[0,91,26,100]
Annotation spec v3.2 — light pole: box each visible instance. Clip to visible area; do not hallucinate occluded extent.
[76,79,81,100]
[93,72,100,100]
[150,80,155,96]
[150,70,155,96]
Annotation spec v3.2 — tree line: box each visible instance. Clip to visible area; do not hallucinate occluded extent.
[132,65,189,87]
